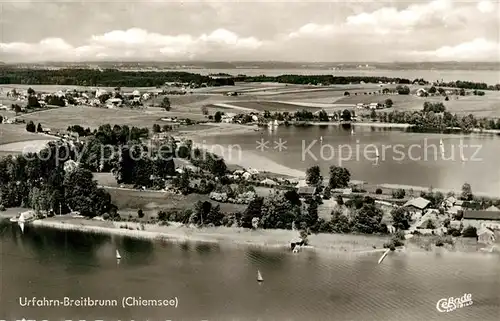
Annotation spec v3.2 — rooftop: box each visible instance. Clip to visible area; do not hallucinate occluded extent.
[297,186,316,195]
[403,197,431,210]
[463,209,500,221]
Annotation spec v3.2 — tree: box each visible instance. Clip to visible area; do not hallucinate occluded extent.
[138,209,144,218]
[0,115,3,124]
[152,124,161,133]
[352,204,383,234]
[396,85,410,95]
[344,91,350,96]
[242,196,264,228]
[284,190,301,207]
[36,123,43,133]
[27,87,35,95]
[14,104,22,115]
[26,121,36,133]
[214,111,223,123]
[460,183,473,201]
[391,207,412,230]
[428,86,437,94]
[27,95,41,108]
[330,209,350,233]
[161,96,171,111]
[322,186,331,199]
[392,189,406,199]
[384,98,393,108]
[306,165,322,186]
[462,226,477,238]
[370,109,377,120]
[328,166,350,189]
[341,109,352,121]
[335,195,344,206]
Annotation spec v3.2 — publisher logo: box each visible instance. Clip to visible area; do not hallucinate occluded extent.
[436,293,473,312]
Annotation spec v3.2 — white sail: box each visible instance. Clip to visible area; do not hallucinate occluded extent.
[116,250,121,259]
[439,139,445,155]
[351,128,354,135]
[375,147,380,157]
[257,270,263,282]
[319,136,323,142]
[267,121,273,128]
[19,222,25,233]
[274,120,279,126]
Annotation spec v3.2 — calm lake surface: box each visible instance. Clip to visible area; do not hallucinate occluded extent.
[200,126,500,195]
[0,222,499,321]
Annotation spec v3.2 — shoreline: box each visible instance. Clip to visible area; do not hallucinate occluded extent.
[1,215,494,255]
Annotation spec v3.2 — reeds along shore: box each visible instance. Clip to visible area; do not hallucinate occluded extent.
[22,218,394,253]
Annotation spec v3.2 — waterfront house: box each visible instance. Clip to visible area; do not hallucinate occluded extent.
[477,227,495,245]
[106,98,122,108]
[403,197,431,213]
[298,186,317,198]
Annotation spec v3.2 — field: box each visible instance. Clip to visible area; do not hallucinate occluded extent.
[0,124,57,145]
[16,106,207,132]
[105,187,246,215]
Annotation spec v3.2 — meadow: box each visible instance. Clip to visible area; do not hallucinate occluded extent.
[16,106,206,132]
[0,124,57,145]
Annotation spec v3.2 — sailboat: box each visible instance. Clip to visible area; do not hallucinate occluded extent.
[375,147,380,158]
[116,250,121,260]
[439,139,445,158]
[257,270,263,283]
[351,128,354,135]
[273,119,279,127]
[319,136,323,143]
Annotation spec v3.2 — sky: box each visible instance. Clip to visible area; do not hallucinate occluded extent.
[0,0,499,63]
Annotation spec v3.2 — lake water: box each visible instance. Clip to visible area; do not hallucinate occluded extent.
[1,222,499,321]
[199,126,500,195]
[166,69,500,85]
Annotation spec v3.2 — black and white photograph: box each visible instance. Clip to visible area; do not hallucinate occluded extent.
[0,0,499,320]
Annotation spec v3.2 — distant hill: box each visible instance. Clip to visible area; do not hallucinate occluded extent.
[2,61,499,71]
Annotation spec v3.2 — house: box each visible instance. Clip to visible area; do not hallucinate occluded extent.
[442,196,457,209]
[260,178,277,186]
[242,172,252,180]
[463,208,500,221]
[449,220,462,230]
[403,197,431,212]
[416,88,428,97]
[95,89,108,98]
[297,186,317,198]
[132,90,141,97]
[477,227,495,245]
[41,128,51,134]
[369,103,378,110]
[485,205,500,212]
[106,98,122,108]
[416,211,439,229]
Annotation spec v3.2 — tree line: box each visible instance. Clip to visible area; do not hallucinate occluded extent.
[0,142,114,217]
[0,68,234,87]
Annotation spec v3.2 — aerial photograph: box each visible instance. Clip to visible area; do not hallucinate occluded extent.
[0,0,499,320]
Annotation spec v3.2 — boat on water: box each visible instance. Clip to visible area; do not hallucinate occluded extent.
[9,215,20,223]
[439,139,445,157]
[378,249,391,264]
[257,270,263,282]
[116,250,122,260]
[375,147,380,158]
[273,120,279,126]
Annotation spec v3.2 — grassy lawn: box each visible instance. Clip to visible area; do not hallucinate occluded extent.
[105,187,246,216]
[0,124,56,145]
[228,101,322,112]
[17,106,169,132]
